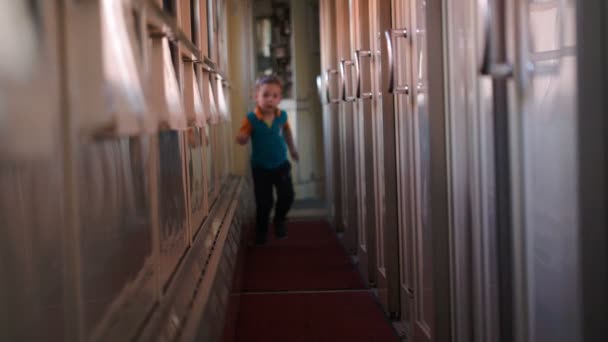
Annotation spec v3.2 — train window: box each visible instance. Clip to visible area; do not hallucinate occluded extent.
[207,0,215,57]
[191,0,200,46]
[162,38,187,128]
[206,123,216,203]
[207,74,219,124]
[215,75,228,120]
[205,74,219,201]
[101,0,146,134]
[215,0,226,67]
[169,41,181,85]
[215,0,222,31]
[161,0,180,84]
[163,0,176,15]
[196,0,208,56]
[26,0,41,29]
[0,1,39,81]
[193,68,206,127]
[131,10,143,56]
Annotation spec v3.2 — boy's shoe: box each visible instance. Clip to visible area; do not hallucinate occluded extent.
[274,220,288,239]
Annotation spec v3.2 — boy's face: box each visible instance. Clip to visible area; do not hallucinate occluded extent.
[255,83,282,113]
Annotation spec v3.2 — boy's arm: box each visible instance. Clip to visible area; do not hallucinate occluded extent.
[283,124,299,161]
[236,118,251,145]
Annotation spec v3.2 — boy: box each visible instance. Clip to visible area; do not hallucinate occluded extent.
[236,75,299,245]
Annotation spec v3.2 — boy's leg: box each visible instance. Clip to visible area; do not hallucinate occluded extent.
[273,162,295,237]
[252,166,274,244]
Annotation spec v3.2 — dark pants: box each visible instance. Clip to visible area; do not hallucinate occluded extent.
[252,161,295,242]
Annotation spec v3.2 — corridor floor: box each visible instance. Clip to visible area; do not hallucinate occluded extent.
[228,221,400,341]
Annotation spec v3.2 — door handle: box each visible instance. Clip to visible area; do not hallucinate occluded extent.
[340,59,356,102]
[324,69,340,104]
[316,74,324,103]
[384,29,410,94]
[354,50,372,99]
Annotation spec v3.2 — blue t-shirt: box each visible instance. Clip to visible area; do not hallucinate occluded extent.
[245,110,289,169]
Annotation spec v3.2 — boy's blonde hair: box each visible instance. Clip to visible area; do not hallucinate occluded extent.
[255,75,283,90]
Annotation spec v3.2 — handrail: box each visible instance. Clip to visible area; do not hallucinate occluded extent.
[202,56,217,73]
[138,0,201,62]
[137,1,227,83]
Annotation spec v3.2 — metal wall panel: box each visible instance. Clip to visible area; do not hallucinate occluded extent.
[444,1,474,340]
[78,137,156,339]
[0,163,66,341]
[157,130,190,289]
[444,0,504,340]
[187,127,208,238]
[425,0,452,340]
[507,0,582,341]
[0,2,66,340]
[205,123,215,204]
[577,1,608,341]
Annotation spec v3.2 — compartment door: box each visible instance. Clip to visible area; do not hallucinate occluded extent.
[335,0,358,253]
[408,0,433,340]
[369,0,401,317]
[389,0,416,335]
[390,0,435,339]
[350,0,378,287]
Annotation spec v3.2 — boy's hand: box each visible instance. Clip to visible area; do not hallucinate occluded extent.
[289,148,299,161]
[236,132,249,145]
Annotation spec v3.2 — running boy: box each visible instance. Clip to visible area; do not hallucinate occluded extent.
[236,75,299,245]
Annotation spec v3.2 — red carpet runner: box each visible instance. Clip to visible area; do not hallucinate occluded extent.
[229,221,400,341]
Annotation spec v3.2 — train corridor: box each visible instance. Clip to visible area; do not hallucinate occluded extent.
[1,0,607,341]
